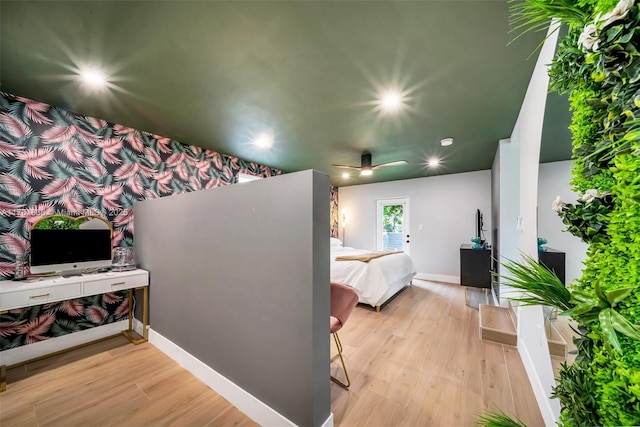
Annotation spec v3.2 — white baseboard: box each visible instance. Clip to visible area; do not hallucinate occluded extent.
[150,328,329,427]
[0,320,128,366]
[415,272,460,284]
[516,307,560,427]
[322,412,334,427]
[518,337,560,426]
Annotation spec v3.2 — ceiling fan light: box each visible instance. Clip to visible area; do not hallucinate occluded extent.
[360,168,373,176]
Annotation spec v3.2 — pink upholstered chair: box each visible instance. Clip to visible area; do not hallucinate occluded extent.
[330,281,359,388]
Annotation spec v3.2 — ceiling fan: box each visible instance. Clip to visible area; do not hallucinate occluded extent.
[332,152,408,176]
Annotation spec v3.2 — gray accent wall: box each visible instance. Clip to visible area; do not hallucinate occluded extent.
[134,170,330,427]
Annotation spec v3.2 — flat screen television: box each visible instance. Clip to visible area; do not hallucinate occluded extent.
[30,229,112,275]
[476,209,484,244]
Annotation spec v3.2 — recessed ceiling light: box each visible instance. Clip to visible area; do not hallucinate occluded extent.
[440,138,454,146]
[253,132,274,149]
[341,172,350,179]
[428,157,440,167]
[80,67,107,88]
[379,89,404,113]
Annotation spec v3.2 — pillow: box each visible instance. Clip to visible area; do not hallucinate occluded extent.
[330,237,343,247]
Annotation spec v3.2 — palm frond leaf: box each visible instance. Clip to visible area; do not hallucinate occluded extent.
[476,410,527,427]
[510,0,589,38]
[495,252,573,311]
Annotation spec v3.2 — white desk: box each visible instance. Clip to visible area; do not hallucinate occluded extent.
[0,269,149,391]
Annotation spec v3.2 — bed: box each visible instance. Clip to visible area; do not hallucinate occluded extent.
[330,238,417,311]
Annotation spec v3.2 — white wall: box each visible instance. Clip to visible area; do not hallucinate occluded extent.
[338,170,491,283]
[495,138,521,290]
[538,160,588,285]
[508,24,561,426]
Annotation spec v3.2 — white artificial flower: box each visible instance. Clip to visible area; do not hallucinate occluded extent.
[578,23,600,51]
[600,0,635,28]
[580,189,600,203]
[552,195,565,212]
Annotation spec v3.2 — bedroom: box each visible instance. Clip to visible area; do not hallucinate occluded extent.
[1,1,594,426]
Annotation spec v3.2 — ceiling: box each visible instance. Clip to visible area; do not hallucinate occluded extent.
[0,1,572,186]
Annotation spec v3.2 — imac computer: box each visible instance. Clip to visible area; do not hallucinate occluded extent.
[30,229,112,276]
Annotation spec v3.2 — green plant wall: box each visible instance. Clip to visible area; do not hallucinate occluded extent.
[511,0,640,425]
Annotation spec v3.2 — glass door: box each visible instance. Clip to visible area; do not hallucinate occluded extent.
[376,198,410,254]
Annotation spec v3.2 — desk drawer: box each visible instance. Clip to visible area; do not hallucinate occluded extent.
[83,273,147,296]
[0,283,82,311]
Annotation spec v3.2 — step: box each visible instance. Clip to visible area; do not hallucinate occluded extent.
[551,354,565,379]
[546,319,567,358]
[479,304,517,346]
[548,316,578,364]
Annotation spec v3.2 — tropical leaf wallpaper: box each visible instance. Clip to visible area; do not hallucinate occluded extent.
[0,91,340,350]
[330,185,339,238]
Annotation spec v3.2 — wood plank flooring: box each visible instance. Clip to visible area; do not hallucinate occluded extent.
[331,280,544,426]
[1,280,544,426]
[0,336,257,427]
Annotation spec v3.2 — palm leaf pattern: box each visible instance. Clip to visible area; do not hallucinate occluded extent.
[0,319,27,337]
[17,313,56,344]
[330,186,339,237]
[0,91,342,349]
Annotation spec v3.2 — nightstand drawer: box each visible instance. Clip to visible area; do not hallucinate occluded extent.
[0,283,82,311]
[83,273,147,296]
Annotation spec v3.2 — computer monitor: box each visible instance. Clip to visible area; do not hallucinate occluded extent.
[30,229,112,276]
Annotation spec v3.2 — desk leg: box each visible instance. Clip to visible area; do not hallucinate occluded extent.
[1,308,7,392]
[142,286,149,342]
[1,364,6,392]
[127,289,134,332]
[122,287,149,345]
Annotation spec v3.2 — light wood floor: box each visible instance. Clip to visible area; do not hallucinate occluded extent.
[1,280,544,426]
[331,280,544,426]
[0,336,257,427]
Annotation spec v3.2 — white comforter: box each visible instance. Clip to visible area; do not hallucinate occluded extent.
[330,246,417,306]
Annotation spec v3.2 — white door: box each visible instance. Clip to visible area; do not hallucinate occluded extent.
[376,198,410,254]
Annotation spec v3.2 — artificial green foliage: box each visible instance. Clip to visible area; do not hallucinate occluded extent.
[497,253,573,310]
[566,281,640,351]
[592,346,640,426]
[499,252,640,351]
[555,194,613,243]
[475,410,527,427]
[552,361,601,426]
[31,215,82,230]
[567,87,617,186]
[509,0,589,36]
[570,324,595,363]
[549,29,597,93]
[508,0,640,424]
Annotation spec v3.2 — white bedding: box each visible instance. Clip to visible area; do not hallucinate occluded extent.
[330,245,417,308]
